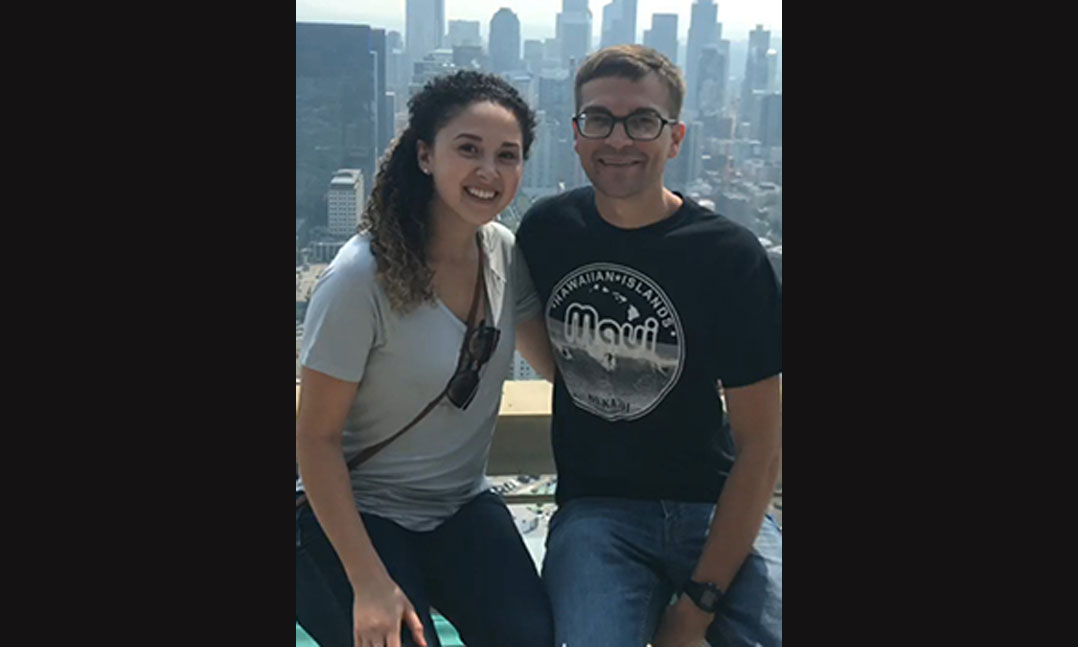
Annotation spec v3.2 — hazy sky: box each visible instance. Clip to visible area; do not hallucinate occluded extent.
[296,1,781,43]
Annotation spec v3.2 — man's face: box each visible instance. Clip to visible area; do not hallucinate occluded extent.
[573,72,685,200]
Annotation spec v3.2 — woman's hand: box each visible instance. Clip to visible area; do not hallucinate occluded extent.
[352,572,427,647]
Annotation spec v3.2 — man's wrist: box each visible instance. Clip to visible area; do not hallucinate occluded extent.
[681,578,726,613]
[674,593,716,627]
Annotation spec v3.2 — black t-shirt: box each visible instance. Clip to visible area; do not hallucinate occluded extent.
[516,186,782,505]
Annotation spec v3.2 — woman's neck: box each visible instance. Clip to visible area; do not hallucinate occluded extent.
[427,198,479,264]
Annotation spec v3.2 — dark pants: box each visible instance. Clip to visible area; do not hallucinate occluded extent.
[296,490,553,647]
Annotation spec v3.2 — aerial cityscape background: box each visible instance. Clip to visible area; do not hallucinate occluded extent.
[296,0,782,380]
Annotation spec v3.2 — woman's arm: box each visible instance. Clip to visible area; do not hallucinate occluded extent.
[297,366,426,647]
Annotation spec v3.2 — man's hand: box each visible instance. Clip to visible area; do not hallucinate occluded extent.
[651,595,714,647]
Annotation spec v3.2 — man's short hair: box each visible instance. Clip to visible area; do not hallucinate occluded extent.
[574,44,687,119]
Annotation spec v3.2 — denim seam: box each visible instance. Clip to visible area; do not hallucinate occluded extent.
[636,582,657,646]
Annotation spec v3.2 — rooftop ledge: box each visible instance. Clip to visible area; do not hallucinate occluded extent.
[297,380,781,508]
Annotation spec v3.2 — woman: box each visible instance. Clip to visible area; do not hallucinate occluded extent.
[296,71,555,647]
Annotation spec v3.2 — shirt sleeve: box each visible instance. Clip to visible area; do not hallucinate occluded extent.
[300,262,382,383]
[715,236,782,388]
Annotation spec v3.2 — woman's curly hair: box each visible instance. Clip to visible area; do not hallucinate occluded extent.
[359,70,537,314]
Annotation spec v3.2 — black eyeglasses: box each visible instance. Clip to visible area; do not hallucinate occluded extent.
[572,109,678,141]
[447,320,501,409]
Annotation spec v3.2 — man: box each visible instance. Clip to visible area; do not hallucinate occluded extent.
[516,45,782,647]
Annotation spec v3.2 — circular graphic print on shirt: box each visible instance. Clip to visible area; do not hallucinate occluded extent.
[545,262,684,421]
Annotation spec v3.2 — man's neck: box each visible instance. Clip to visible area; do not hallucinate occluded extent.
[593,185,684,230]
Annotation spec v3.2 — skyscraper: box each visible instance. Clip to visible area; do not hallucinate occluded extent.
[758,92,781,147]
[327,169,365,236]
[740,24,771,127]
[296,23,385,227]
[506,71,537,110]
[557,0,592,69]
[523,109,556,192]
[667,120,703,191]
[538,69,574,123]
[452,44,487,71]
[387,30,403,51]
[490,8,522,73]
[719,38,730,102]
[448,20,481,47]
[747,25,771,72]
[696,44,726,115]
[409,50,457,98]
[386,31,407,93]
[406,0,444,62]
[371,28,391,157]
[643,13,678,66]
[600,0,637,49]
[538,69,579,188]
[771,36,782,90]
[686,0,719,112]
[523,39,544,74]
[766,49,779,92]
[543,38,561,63]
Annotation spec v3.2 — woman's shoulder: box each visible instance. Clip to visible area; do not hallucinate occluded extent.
[480,221,518,276]
[326,234,377,274]
[481,220,516,249]
[313,234,380,295]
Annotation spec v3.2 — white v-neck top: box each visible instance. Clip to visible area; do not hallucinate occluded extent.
[298,222,541,531]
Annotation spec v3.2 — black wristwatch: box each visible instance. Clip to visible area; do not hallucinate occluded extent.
[681,579,725,613]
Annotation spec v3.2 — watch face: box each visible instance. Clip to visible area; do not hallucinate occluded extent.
[701,589,718,608]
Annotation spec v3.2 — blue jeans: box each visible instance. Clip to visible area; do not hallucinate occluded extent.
[296,490,553,647]
[542,497,782,647]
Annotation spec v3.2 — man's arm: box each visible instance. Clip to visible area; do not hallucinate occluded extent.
[515,313,556,381]
[654,374,782,646]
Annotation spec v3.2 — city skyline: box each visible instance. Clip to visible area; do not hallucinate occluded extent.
[296,0,781,286]
[296,0,781,43]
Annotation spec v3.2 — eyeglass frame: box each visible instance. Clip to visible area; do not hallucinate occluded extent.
[446,319,501,409]
[571,108,680,142]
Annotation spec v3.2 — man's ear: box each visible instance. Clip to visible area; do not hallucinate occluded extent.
[668,122,686,159]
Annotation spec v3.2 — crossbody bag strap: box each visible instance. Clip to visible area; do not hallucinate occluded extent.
[297,232,486,510]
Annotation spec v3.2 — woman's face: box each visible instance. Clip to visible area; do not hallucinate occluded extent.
[417,100,525,229]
